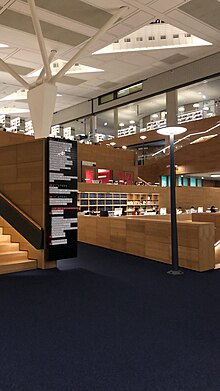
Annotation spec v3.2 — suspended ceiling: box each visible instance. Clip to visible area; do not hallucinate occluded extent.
[0,0,219,118]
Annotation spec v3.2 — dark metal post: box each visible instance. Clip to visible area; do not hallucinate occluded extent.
[167,133,183,275]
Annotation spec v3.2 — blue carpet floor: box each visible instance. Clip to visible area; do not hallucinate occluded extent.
[0,242,220,390]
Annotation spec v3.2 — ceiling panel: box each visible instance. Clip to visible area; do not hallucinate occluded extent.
[179,0,220,31]
[21,0,111,28]
[161,53,189,64]
[59,76,86,86]
[0,9,89,46]
[0,63,34,75]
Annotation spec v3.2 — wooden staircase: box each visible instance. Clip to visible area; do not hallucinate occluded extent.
[0,227,37,275]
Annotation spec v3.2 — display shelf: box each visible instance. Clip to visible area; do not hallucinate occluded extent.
[78,191,159,214]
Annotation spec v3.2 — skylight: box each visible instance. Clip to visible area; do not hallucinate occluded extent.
[27,59,104,78]
[93,23,212,55]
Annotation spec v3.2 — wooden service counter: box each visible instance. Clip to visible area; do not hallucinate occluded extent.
[78,215,215,272]
[192,213,220,264]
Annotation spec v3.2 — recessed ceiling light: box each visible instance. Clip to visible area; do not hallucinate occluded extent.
[152,114,159,119]
[110,142,116,146]
[130,120,135,124]
[201,177,204,179]
[202,95,206,99]
[104,122,108,126]
[56,93,62,97]
[203,106,209,111]
[119,123,125,127]
[122,145,127,149]
[193,103,200,108]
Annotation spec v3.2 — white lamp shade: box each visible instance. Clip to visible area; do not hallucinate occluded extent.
[156,126,187,135]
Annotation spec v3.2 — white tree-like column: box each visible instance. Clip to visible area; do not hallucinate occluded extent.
[0,0,128,138]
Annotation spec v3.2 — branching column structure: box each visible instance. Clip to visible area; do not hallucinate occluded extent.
[0,0,128,138]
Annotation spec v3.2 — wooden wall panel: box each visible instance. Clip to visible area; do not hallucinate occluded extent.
[78,143,138,182]
[0,139,44,226]
[0,131,34,147]
[139,125,220,183]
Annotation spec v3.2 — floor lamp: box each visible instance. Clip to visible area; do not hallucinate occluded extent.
[157,126,187,275]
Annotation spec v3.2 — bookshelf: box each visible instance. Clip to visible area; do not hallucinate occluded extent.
[78,191,159,214]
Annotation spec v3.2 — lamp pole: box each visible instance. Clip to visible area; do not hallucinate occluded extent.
[157,126,187,275]
[168,132,181,274]
[140,135,147,166]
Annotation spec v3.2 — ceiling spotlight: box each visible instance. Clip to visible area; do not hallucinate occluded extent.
[178,106,185,112]
[201,177,204,179]
[129,120,135,124]
[203,106,209,111]
[193,103,200,108]
[152,114,159,119]
[119,123,125,127]
[104,122,108,126]
[110,142,116,147]
[202,95,206,99]
[122,145,127,150]
[140,135,147,140]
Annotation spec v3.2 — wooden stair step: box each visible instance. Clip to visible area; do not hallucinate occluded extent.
[0,242,19,252]
[0,234,11,243]
[0,259,37,275]
[0,250,28,263]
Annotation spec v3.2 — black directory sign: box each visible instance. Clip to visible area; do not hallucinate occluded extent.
[45,138,77,261]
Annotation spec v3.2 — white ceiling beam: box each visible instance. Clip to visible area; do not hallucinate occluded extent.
[0,58,30,89]
[0,0,17,15]
[36,49,57,83]
[28,0,51,80]
[51,6,129,83]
